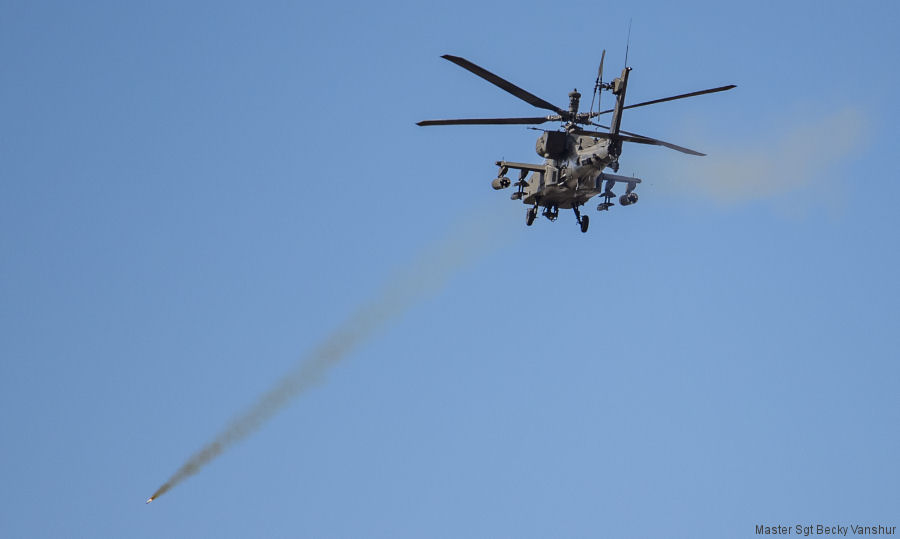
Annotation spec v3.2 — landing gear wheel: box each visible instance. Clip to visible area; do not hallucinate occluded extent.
[526,207,536,226]
[580,215,590,233]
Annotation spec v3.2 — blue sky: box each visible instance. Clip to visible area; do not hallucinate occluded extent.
[2,1,899,537]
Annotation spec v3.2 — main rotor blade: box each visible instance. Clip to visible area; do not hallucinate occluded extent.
[573,128,705,156]
[441,55,565,115]
[417,116,554,126]
[593,84,736,116]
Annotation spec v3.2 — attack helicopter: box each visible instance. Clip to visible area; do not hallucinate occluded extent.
[417,53,735,232]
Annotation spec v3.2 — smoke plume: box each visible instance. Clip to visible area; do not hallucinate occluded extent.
[148,205,513,502]
[648,107,867,205]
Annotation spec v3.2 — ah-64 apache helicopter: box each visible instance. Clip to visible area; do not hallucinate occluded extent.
[417,53,735,232]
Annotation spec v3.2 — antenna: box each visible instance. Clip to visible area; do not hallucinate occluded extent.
[624,19,632,68]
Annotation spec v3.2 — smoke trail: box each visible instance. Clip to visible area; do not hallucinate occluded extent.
[147,205,516,502]
[646,107,867,205]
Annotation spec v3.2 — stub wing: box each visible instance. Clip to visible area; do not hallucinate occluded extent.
[494,160,548,174]
[594,172,642,195]
[596,171,641,186]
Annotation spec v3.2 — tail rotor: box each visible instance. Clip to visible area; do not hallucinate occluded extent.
[588,49,606,119]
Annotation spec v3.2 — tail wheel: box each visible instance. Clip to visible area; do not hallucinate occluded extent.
[580,215,590,233]
[526,207,536,226]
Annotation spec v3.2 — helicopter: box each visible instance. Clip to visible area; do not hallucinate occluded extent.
[417,53,735,232]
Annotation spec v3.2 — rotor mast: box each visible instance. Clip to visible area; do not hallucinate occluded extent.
[566,89,581,129]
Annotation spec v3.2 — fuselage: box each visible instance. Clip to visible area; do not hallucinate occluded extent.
[520,134,616,209]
